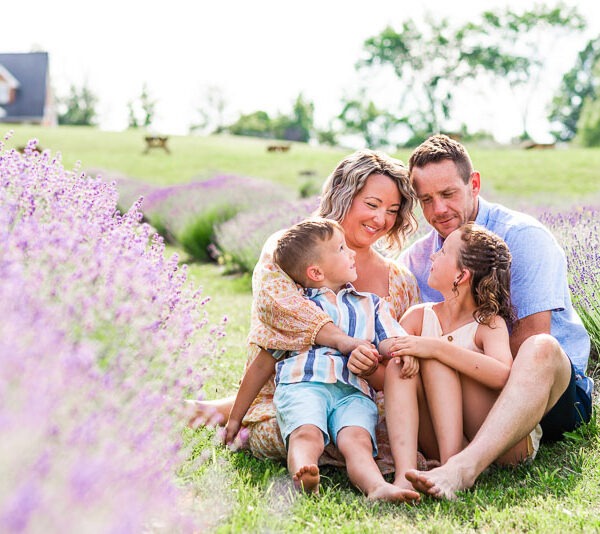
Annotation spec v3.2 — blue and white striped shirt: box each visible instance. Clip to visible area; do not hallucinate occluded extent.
[273,283,407,399]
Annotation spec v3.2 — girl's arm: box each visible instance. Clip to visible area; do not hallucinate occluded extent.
[392,314,512,390]
[224,350,276,444]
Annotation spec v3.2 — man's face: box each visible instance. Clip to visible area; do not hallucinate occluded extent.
[411,160,480,239]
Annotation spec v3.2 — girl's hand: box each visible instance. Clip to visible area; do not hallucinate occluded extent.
[389,335,440,360]
[348,343,380,377]
[398,355,419,378]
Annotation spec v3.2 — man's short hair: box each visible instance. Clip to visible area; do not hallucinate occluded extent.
[273,218,343,285]
[408,134,474,184]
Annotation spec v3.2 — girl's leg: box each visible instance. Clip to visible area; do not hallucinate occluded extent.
[287,424,325,493]
[383,362,420,490]
[420,359,464,463]
[460,376,530,465]
[187,396,235,428]
[336,426,419,502]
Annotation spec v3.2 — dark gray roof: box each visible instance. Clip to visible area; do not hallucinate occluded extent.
[0,52,49,121]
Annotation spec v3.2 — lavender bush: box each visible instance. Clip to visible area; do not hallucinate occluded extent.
[0,138,224,532]
[541,206,600,360]
[140,176,291,261]
[214,196,320,273]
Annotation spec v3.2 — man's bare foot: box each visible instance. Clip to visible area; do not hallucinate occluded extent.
[186,397,234,429]
[405,461,474,501]
[293,464,320,493]
[367,481,420,503]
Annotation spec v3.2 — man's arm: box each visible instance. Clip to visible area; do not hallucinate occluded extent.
[224,349,276,445]
[509,311,552,357]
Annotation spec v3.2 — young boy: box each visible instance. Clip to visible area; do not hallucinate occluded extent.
[223,218,419,502]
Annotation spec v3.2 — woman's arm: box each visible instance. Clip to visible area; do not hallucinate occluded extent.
[224,350,276,444]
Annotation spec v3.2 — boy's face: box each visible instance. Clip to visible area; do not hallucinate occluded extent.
[316,228,357,290]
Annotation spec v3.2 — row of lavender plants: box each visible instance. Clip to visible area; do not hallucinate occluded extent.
[1,139,224,532]
[113,174,292,262]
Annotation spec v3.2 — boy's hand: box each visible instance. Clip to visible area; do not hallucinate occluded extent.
[348,343,380,377]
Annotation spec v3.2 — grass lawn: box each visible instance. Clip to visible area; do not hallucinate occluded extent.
[7,125,600,531]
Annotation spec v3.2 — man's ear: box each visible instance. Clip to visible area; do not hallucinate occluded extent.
[470,171,481,196]
[306,264,324,283]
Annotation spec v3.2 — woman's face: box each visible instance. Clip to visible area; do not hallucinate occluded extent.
[341,173,401,250]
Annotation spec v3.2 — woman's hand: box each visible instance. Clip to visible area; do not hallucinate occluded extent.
[398,355,419,378]
[223,418,241,446]
[348,343,380,377]
[388,335,441,360]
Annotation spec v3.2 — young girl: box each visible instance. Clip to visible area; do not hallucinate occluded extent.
[353,223,539,494]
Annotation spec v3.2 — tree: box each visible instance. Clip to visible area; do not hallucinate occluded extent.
[338,89,404,148]
[190,85,228,134]
[548,35,600,141]
[272,93,314,142]
[227,110,272,138]
[58,83,98,126]
[358,17,468,135]
[127,83,156,129]
[459,3,586,139]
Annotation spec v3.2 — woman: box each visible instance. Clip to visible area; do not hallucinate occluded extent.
[190,149,423,473]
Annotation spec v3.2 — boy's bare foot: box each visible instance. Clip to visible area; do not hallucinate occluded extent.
[186,398,233,428]
[367,481,420,503]
[405,461,475,501]
[293,464,320,493]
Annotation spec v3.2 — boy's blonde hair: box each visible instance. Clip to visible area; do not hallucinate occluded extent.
[273,218,343,286]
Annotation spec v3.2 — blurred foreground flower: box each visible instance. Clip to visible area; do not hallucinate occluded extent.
[0,139,223,532]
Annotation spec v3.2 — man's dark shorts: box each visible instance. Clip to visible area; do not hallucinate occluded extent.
[540,362,593,442]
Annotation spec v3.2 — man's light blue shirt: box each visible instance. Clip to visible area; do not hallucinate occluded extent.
[399,197,592,395]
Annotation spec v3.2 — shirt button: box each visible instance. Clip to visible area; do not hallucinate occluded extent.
[447,335,453,342]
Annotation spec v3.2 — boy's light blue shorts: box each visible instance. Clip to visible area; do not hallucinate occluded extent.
[273,381,378,456]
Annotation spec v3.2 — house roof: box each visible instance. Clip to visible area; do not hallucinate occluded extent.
[0,64,20,88]
[0,52,49,120]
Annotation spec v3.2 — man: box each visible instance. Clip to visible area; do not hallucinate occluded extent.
[399,134,593,500]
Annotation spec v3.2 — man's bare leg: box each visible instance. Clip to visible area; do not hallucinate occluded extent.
[406,335,572,500]
[187,396,235,428]
[287,424,324,493]
[337,426,420,502]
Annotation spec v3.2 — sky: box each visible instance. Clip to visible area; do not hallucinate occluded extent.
[3,0,600,143]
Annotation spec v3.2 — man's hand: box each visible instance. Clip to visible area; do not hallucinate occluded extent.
[348,343,380,377]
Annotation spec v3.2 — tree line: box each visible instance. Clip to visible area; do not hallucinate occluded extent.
[58,3,600,147]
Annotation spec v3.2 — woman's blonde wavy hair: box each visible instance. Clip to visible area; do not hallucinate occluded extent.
[318,149,417,251]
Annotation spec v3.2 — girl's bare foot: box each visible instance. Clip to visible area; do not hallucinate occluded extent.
[293,464,320,493]
[367,481,420,503]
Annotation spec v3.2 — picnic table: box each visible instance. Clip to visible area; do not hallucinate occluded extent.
[144,136,170,154]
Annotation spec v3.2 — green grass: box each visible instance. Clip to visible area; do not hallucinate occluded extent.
[8,126,600,531]
[5,125,600,201]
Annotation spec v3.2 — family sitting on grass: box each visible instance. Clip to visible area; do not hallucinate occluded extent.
[189,135,593,502]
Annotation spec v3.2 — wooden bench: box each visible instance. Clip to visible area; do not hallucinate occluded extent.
[522,141,555,150]
[144,136,170,154]
[266,144,291,152]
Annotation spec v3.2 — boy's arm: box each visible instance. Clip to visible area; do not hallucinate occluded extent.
[224,350,276,445]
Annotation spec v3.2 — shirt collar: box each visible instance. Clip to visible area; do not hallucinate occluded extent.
[304,282,362,298]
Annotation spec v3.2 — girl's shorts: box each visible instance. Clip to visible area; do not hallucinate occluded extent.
[273,381,378,456]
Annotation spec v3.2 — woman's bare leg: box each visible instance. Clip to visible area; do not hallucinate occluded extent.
[187,396,235,428]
